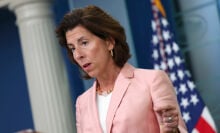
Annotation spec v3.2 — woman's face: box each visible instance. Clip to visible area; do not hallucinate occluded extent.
[66,25,114,78]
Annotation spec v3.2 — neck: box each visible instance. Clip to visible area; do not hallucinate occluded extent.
[96,66,121,92]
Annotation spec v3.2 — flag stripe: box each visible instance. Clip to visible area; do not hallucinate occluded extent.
[201,107,217,131]
[195,117,215,133]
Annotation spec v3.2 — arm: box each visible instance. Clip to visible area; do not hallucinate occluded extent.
[150,70,188,133]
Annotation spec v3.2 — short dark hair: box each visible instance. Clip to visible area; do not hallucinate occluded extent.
[56,5,131,78]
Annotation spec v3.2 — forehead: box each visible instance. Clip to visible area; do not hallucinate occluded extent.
[66,26,91,41]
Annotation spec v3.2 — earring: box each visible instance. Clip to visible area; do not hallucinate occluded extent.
[110,50,113,57]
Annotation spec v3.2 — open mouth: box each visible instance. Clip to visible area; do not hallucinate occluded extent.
[82,63,91,70]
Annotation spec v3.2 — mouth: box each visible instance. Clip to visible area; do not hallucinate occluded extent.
[82,63,91,70]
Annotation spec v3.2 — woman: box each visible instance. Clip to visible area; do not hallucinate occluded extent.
[56,5,187,133]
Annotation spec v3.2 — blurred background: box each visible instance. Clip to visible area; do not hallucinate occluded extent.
[0,0,219,132]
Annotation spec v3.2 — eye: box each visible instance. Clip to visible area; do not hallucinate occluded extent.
[68,45,75,53]
[67,44,75,52]
[70,48,75,53]
[81,40,88,46]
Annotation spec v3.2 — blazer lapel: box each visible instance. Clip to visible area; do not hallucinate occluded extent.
[89,82,103,132]
[106,63,134,133]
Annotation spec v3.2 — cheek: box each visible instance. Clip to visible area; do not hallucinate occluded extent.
[72,53,80,64]
[89,47,102,58]
[87,42,109,60]
[70,52,75,60]
[95,49,108,59]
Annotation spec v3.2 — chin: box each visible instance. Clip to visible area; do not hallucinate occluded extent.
[87,73,96,78]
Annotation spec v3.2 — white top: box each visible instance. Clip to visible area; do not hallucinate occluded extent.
[96,93,112,133]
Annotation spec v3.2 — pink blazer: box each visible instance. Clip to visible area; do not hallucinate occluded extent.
[76,63,188,133]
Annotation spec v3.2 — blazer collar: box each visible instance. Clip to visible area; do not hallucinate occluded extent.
[89,81,103,132]
[89,63,135,133]
[119,63,135,78]
[106,63,135,132]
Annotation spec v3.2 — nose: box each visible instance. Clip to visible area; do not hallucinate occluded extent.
[73,48,84,60]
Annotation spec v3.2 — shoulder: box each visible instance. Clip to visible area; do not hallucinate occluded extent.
[134,68,168,81]
[135,68,166,75]
[124,63,167,79]
[76,86,94,106]
[123,63,169,83]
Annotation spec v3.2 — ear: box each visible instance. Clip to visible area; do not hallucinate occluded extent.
[106,37,115,50]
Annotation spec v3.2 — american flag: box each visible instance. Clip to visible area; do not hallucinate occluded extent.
[150,0,217,132]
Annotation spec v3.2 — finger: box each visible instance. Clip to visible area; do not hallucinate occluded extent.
[162,110,178,118]
[161,124,178,133]
[164,119,178,128]
[163,115,178,123]
[162,126,178,133]
[162,127,174,133]
[163,116,179,132]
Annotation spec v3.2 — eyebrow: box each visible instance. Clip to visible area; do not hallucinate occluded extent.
[77,36,86,43]
[67,36,87,47]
